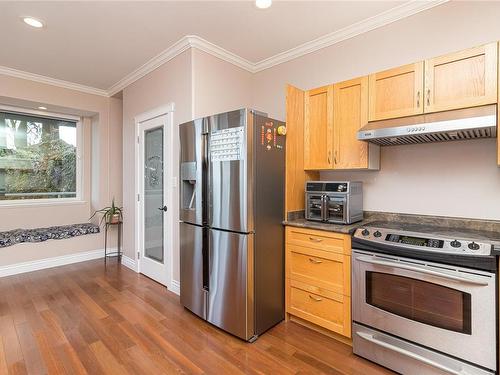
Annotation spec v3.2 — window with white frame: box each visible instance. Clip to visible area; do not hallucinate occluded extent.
[0,109,82,202]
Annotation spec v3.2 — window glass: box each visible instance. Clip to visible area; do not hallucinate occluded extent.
[0,111,78,201]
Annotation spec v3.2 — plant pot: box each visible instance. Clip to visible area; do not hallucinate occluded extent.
[109,213,121,224]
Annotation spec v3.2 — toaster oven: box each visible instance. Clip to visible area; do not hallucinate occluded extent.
[305,181,363,224]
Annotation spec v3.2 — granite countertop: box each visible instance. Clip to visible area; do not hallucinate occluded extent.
[284,211,500,250]
[282,217,370,234]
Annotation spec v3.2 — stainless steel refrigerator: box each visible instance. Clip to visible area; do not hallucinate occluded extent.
[179,108,285,342]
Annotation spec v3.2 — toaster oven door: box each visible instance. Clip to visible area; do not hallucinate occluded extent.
[324,196,346,223]
[305,194,324,221]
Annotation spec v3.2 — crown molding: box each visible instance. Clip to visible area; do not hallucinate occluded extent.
[0,65,109,97]
[107,36,192,96]
[0,0,448,97]
[187,35,255,72]
[106,35,255,97]
[253,0,449,71]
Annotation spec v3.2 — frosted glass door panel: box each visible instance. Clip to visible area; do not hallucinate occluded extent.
[144,127,164,263]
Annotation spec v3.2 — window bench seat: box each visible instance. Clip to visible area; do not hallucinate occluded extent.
[0,223,100,248]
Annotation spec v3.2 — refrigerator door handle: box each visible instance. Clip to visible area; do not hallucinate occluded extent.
[202,130,209,225]
[202,227,209,291]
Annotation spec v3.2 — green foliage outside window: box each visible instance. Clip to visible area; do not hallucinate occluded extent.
[0,112,78,200]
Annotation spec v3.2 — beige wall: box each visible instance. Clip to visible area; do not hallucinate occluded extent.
[251,1,500,220]
[108,97,123,205]
[192,49,253,118]
[122,49,192,281]
[0,74,123,264]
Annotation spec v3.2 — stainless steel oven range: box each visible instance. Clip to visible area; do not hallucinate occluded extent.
[352,222,497,375]
[305,181,363,224]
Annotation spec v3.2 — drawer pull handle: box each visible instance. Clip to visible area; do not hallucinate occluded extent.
[309,237,323,242]
[309,295,323,302]
[308,258,323,264]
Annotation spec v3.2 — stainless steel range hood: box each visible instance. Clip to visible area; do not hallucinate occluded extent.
[357,105,497,146]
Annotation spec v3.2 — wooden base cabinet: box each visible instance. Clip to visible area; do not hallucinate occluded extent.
[288,279,351,337]
[285,226,352,339]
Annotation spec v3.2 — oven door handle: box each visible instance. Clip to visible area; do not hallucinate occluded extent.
[355,256,489,286]
[356,331,470,375]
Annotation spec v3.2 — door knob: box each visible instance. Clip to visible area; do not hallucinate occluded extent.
[158,205,168,212]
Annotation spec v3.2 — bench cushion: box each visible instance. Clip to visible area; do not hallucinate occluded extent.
[0,223,100,248]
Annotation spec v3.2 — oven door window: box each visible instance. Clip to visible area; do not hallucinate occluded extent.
[366,272,471,334]
[307,195,323,220]
[325,197,344,222]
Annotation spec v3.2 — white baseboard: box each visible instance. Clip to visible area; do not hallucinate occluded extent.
[121,255,138,272]
[170,279,180,295]
[116,255,178,295]
[0,248,113,278]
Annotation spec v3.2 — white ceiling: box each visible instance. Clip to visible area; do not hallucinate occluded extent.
[0,1,439,91]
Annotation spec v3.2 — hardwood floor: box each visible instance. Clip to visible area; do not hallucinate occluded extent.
[0,259,394,375]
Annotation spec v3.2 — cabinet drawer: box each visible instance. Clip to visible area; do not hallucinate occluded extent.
[287,245,350,296]
[286,227,350,254]
[288,280,351,338]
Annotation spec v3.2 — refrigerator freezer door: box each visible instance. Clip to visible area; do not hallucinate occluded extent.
[180,222,207,319]
[179,119,206,226]
[208,109,253,233]
[207,228,254,341]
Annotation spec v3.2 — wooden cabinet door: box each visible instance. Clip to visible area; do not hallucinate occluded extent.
[424,42,498,113]
[333,76,370,169]
[285,85,319,213]
[304,85,333,169]
[368,62,424,121]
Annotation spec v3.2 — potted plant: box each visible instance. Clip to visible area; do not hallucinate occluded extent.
[90,198,123,226]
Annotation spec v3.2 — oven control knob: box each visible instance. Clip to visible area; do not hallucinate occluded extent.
[361,229,370,236]
[450,240,461,248]
[468,242,480,251]
[374,231,382,238]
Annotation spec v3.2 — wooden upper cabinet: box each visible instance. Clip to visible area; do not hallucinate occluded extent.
[424,42,498,113]
[333,76,378,170]
[285,85,320,213]
[304,85,334,170]
[368,62,424,121]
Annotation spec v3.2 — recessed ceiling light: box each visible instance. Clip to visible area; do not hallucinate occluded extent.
[38,106,47,110]
[23,17,44,28]
[255,0,272,9]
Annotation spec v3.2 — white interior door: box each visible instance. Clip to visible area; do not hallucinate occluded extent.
[138,114,172,287]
